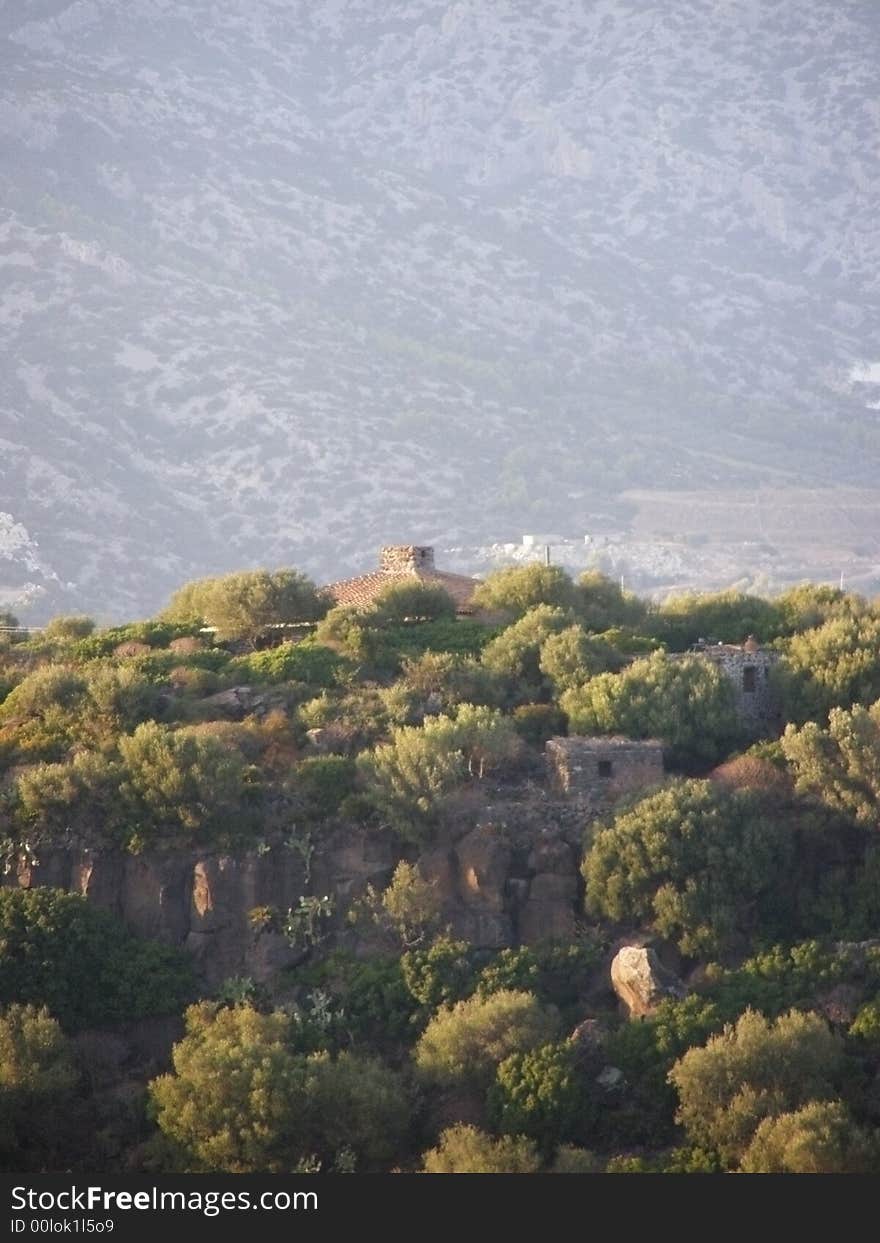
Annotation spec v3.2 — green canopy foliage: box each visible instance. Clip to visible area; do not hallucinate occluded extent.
[0,889,193,1030]
[561,651,739,768]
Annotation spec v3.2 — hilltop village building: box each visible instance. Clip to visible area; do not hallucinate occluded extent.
[324,545,481,614]
[685,635,781,733]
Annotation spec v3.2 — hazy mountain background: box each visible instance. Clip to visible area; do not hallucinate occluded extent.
[1,0,879,622]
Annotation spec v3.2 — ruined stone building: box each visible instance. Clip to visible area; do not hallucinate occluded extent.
[688,635,781,733]
[546,735,665,809]
[323,545,480,614]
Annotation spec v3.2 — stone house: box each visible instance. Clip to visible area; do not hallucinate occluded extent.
[687,635,781,732]
[323,545,481,615]
[546,735,664,804]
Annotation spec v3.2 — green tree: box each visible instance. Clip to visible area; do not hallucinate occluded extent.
[362,861,445,949]
[0,666,87,762]
[15,750,125,844]
[401,937,476,1010]
[117,720,256,848]
[0,1004,77,1169]
[149,1003,311,1172]
[304,1049,411,1169]
[489,1040,595,1149]
[414,990,559,1090]
[149,1004,409,1172]
[668,1009,844,1165]
[421,1124,542,1173]
[561,651,738,768]
[649,590,783,649]
[576,571,646,632]
[782,702,880,825]
[371,580,457,625]
[774,584,859,637]
[42,615,96,642]
[740,1100,875,1173]
[538,625,622,693]
[582,780,795,956]
[358,705,521,836]
[164,570,329,643]
[471,564,579,619]
[775,613,880,724]
[481,605,573,694]
[0,889,193,1031]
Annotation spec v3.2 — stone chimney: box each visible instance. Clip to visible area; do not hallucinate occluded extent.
[379,545,435,573]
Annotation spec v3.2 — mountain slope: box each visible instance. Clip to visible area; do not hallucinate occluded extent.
[1,0,878,619]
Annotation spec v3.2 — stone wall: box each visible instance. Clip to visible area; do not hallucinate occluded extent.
[546,736,665,803]
[379,545,436,573]
[690,640,780,732]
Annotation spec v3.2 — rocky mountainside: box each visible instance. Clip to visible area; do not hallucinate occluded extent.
[1,0,879,620]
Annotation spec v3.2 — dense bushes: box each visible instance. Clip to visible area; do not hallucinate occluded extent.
[414,990,559,1089]
[561,652,738,768]
[0,889,193,1031]
[669,1009,845,1166]
[10,563,880,1174]
[583,780,880,955]
[149,1003,410,1172]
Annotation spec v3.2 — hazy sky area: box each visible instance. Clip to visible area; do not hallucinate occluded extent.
[1,0,879,622]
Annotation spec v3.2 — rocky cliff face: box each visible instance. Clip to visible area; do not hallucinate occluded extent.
[1,1,879,619]
[3,809,585,984]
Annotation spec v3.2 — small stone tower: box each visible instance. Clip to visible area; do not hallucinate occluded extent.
[690,636,780,732]
[379,545,436,573]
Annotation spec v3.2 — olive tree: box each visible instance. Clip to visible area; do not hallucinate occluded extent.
[668,1009,843,1165]
[561,651,738,768]
[414,989,559,1089]
[421,1124,541,1173]
[582,780,795,956]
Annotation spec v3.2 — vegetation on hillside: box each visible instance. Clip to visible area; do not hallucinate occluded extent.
[4,563,880,1173]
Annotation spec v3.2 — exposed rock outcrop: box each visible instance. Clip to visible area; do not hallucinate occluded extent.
[610,945,687,1018]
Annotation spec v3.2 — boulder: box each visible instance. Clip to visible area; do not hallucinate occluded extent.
[610,945,687,1018]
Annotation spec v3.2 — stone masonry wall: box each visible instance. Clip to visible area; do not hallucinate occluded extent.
[379,545,436,572]
[545,736,665,802]
[694,643,780,731]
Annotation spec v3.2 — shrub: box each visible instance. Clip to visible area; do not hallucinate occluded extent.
[480,605,573,693]
[538,625,623,693]
[401,938,477,1010]
[511,703,567,745]
[228,640,345,687]
[0,1004,77,1168]
[42,615,95,642]
[775,613,880,724]
[414,989,559,1089]
[471,564,579,619]
[0,889,193,1031]
[163,570,329,643]
[421,1124,542,1173]
[648,590,783,649]
[476,943,599,1014]
[371,580,457,625]
[561,651,739,769]
[489,1040,596,1149]
[149,1004,409,1172]
[583,779,795,956]
[668,1009,844,1165]
[295,756,356,820]
[740,1100,875,1173]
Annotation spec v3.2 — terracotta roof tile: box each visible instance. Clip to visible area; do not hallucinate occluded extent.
[324,569,480,614]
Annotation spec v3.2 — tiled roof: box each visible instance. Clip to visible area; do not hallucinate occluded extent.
[324,569,480,613]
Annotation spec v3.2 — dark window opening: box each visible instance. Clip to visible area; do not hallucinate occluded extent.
[743,666,757,693]
[598,760,613,779]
